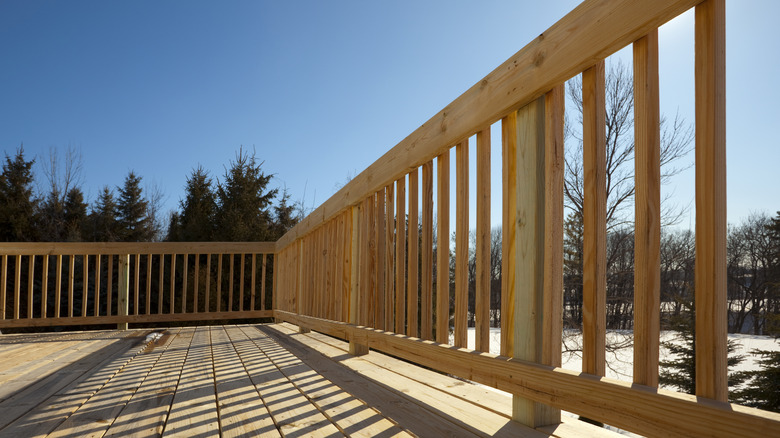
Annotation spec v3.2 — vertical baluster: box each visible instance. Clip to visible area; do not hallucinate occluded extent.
[42,255,49,318]
[436,152,450,344]
[250,253,256,311]
[182,253,189,313]
[206,254,212,313]
[582,60,607,377]
[170,253,176,314]
[395,177,406,334]
[55,255,63,318]
[28,255,35,319]
[146,254,152,315]
[194,254,200,313]
[158,254,164,314]
[118,255,129,330]
[217,254,223,312]
[82,255,88,318]
[455,140,469,348]
[228,254,235,312]
[15,255,21,320]
[1,255,7,320]
[385,183,395,330]
[68,255,75,318]
[94,255,101,317]
[501,113,517,357]
[261,254,267,311]
[476,128,491,352]
[134,254,140,316]
[107,256,113,316]
[408,169,420,337]
[421,161,434,340]
[349,203,368,356]
[633,30,661,388]
[239,254,245,312]
[695,0,727,402]
[376,187,386,330]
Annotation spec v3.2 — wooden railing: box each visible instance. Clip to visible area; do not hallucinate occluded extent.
[0,242,275,328]
[273,0,780,436]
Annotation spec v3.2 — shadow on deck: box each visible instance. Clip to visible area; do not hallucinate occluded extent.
[0,323,614,437]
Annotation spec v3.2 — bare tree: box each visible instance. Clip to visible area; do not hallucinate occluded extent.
[564,60,694,228]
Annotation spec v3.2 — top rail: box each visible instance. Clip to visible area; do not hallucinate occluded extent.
[276,0,702,251]
[0,241,276,256]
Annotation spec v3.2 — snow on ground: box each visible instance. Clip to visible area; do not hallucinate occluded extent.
[448,328,778,436]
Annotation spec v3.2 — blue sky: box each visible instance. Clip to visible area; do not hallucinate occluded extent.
[0,0,777,231]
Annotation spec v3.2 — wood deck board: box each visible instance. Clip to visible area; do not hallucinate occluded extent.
[0,330,152,437]
[0,323,621,437]
[241,325,410,438]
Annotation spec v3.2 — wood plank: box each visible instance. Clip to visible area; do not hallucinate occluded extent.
[241,326,406,437]
[158,254,164,314]
[41,256,48,318]
[266,324,541,437]
[421,160,434,341]
[582,60,607,377]
[633,30,661,388]
[501,113,517,357]
[1,255,6,320]
[232,327,341,436]
[475,128,491,353]
[239,254,245,311]
[163,327,220,437]
[82,255,88,318]
[210,326,280,437]
[250,253,256,311]
[694,0,727,403]
[183,254,190,313]
[0,330,152,437]
[455,140,469,348]
[94,255,100,317]
[0,310,273,328]
[229,254,235,312]
[275,311,780,438]
[27,255,34,319]
[205,254,211,313]
[261,254,267,311]
[68,255,75,318]
[407,169,419,337]
[14,256,20,320]
[146,254,152,315]
[217,254,223,312]
[107,255,113,317]
[135,253,140,315]
[195,254,201,313]
[104,328,187,437]
[46,331,174,438]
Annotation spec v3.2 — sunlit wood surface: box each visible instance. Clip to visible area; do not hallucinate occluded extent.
[0,323,613,437]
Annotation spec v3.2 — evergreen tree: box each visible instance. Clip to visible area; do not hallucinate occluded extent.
[270,188,300,239]
[116,171,153,241]
[215,147,277,241]
[89,186,120,241]
[659,300,746,401]
[175,166,217,241]
[63,187,88,241]
[733,348,780,412]
[0,146,38,241]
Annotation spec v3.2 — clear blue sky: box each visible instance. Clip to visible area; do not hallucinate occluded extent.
[1,0,777,231]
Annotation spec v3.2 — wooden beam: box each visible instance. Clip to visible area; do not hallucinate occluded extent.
[0,310,274,328]
[582,60,607,377]
[633,30,662,388]
[695,0,727,402]
[0,241,275,256]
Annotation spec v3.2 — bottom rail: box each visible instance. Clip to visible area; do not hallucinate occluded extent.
[0,310,273,328]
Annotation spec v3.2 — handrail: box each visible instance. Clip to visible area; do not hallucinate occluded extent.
[275,0,701,251]
[0,242,275,328]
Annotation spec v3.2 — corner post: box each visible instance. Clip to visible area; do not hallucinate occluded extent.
[117,254,130,330]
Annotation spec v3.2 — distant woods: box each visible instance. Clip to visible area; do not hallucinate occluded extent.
[0,145,300,243]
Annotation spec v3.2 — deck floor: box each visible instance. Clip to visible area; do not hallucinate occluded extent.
[0,323,614,437]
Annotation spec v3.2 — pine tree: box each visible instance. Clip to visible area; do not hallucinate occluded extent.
[270,188,300,239]
[215,147,277,241]
[90,186,120,241]
[116,171,153,242]
[63,187,88,241]
[733,348,780,412]
[176,166,217,241]
[0,146,38,241]
[659,299,746,401]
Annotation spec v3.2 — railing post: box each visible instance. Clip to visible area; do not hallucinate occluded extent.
[297,240,310,333]
[117,254,129,330]
[349,204,369,356]
[510,91,563,428]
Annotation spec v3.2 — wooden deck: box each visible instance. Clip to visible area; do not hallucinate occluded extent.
[0,323,616,437]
